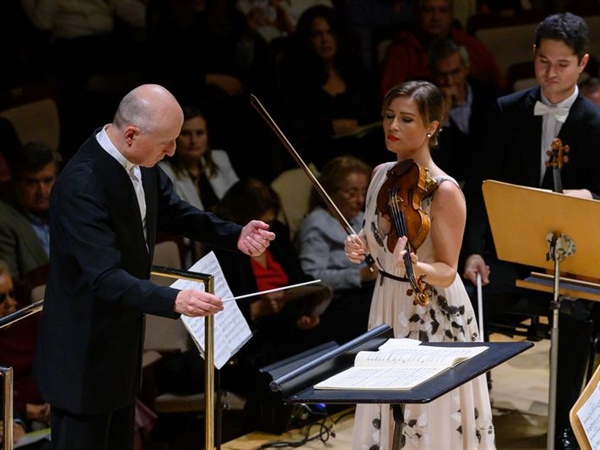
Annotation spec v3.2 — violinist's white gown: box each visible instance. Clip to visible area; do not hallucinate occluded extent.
[351,163,496,450]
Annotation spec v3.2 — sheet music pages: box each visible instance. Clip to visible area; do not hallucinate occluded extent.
[314,344,487,390]
[169,251,252,369]
[576,382,600,448]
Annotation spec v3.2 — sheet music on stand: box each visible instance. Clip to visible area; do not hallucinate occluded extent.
[169,251,253,369]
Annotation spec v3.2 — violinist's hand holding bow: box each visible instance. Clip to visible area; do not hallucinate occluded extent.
[345,231,368,264]
[238,220,276,257]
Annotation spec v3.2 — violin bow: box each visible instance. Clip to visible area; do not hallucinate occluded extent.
[250,94,376,270]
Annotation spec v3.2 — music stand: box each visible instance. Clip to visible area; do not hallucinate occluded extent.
[482,180,600,450]
[270,324,532,450]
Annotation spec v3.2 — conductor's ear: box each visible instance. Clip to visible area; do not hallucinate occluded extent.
[124,126,139,146]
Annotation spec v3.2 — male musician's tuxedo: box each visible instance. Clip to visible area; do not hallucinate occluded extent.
[463,86,600,432]
[33,130,242,417]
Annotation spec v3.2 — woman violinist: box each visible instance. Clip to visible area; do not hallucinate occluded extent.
[345,81,496,450]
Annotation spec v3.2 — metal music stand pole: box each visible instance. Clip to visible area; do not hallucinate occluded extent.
[1,300,44,450]
[151,266,217,450]
[547,232,564,449]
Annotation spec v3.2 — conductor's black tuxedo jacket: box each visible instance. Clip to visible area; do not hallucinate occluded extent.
[33,131,242,414]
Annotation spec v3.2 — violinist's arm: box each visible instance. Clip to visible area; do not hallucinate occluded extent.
[413,181,466,287]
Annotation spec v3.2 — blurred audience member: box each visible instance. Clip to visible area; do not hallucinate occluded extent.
[147,0,278,180]
[211,178,331,339]
[0,0,51,90]
[341,0,417,76]
[147,0,273,103]
[156,178,331,402]
[19,0,147,156]
[296,155,377,345]
[580,76,600,107]
[235,0,333,44]
[428,38,501,185]
[278,5,383,169]
[0,260,51,436]
[0,143,60,281]
[159,104,239,264]
[159,105,239,212]
[379,0,506,97]
[0,118,23,190]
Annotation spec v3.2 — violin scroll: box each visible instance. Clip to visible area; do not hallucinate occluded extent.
[545,138,570,170]
[545,137,569,193]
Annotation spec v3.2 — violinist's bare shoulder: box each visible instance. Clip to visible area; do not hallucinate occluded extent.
[430,175,466,214]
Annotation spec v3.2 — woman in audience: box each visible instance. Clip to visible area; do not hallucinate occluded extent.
[277,5,383,169]
[296,155,377,345]
[147,0,279,180]
[156,179,331,403]
[159,105,239,212]
[211,178,331,339]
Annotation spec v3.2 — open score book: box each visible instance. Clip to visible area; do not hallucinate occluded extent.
[314,342,488,390]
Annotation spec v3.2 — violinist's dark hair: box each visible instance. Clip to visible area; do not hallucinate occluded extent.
[213,178,280,226]
[535,12,589,62]
[309,155,372,211]
[382,80,444,147]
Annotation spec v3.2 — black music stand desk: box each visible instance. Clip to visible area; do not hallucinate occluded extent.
[269,325,532,450]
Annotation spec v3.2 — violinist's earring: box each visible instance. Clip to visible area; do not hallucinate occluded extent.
[426,132,432,138]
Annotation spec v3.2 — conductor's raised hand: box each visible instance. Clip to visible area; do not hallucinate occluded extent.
[174,290,224,317]
[345,231,368,264]
[237,220,275,257]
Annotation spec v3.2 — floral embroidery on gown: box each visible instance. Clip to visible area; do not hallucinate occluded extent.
[351,162,496,450]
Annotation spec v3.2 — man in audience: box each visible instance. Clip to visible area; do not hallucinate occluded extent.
[428,38,502,186]
[379,0,506,97]
[462,12,600,450]
[0,142,60,282]
[580,76,600,107]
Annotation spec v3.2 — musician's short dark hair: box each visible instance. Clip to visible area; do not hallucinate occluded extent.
[535,12,589,62]
[9,142,61,179]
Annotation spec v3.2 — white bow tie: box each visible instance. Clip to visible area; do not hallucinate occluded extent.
[533,101,569,123]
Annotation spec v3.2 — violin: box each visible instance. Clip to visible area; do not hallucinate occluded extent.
[376,159,438,306]
[545,137,569,193]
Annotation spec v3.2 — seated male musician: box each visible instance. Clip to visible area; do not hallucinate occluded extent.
[461,12,600,450]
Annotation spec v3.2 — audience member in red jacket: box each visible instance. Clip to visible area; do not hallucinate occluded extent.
[379,0,506,96]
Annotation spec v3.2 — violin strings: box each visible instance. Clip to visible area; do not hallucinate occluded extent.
[389,186,419,293]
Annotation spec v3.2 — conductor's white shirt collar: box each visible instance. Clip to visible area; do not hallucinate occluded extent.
[96,125,136,173]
